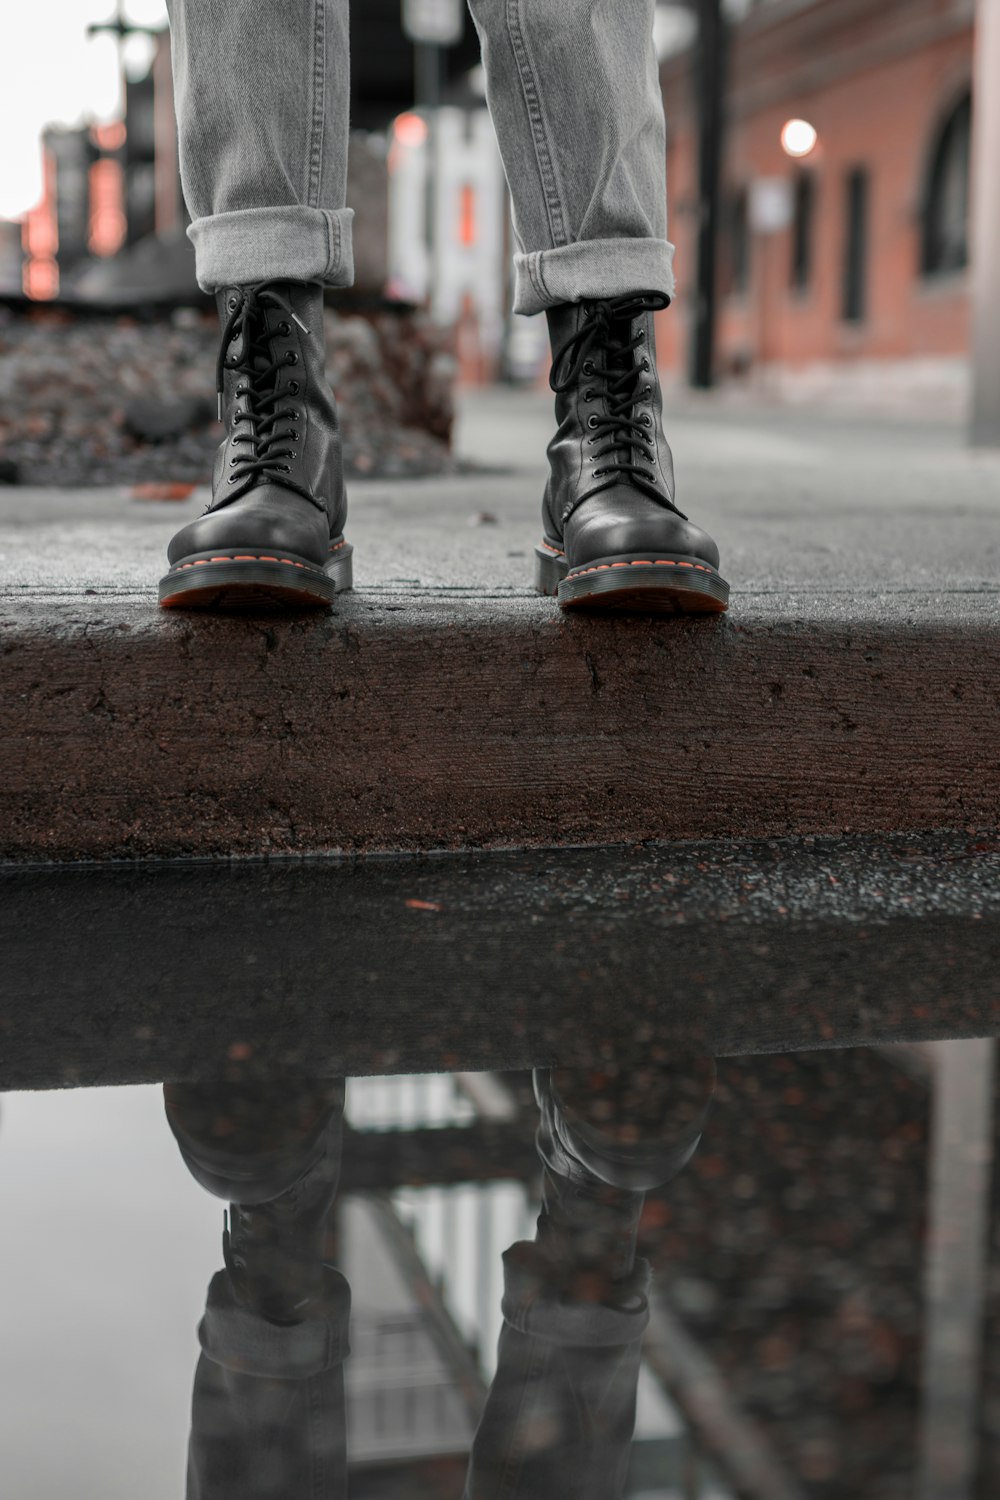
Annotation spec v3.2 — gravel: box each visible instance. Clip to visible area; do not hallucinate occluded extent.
[0,301,460,487]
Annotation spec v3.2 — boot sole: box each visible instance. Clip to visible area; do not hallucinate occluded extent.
[534,541,729,615]
[158,540,353,611]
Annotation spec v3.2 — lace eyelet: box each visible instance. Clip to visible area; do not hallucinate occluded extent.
[227,474,238,484]
[279,321,291,335]
[289,431,299,441]
[636,329,645,342]
[288,381,299,394]
[641,413,652,427]
[286,351,298,365]
[227,295,238,311]
[583,388,594,402]
[582,360,594,377]
[641,357,650,371]
[587,414,599,429]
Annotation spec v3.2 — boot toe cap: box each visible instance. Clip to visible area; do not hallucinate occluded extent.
[565,488,720,571]
[167,485,331,566]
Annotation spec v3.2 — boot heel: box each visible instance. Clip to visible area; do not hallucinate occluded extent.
[324,540,353,593]
[534,541,567,597]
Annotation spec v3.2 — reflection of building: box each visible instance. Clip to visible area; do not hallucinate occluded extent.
[387,108,509,377]
[659,0,975,396]
[21,31,182,299]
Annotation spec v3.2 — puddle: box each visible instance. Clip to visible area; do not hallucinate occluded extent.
[1,1039,994,1498]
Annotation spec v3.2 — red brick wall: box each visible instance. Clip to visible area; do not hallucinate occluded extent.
[658,0,973,378]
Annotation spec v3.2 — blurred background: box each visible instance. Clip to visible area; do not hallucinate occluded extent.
[0,0,997,490]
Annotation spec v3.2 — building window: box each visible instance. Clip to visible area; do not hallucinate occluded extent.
[921,91,972,276]
[790,171,815,292]
[842,166,869,323]
[726,186,750,296]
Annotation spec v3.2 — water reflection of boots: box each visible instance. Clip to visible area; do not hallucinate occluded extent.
[164,1080,350,1500]
[533,1057,716,1297]
[464,1056,716,1500]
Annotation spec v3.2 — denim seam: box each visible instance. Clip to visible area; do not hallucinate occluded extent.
[307,0,326,207]
[308,1373,326,1499]
[495,1333,550,1497]
[504,0,569,248]
[326,211,340,276]
[527,252,548,305]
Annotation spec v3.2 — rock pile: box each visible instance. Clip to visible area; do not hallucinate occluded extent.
[0,300,458,487]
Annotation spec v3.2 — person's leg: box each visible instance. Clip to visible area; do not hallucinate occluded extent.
[164,1080,350,1500]
[166,0,353,293]
[468,0,728,615]
[463,1244,651,1500]
[466,0,670,315]
[464,1059,716,1498]
[159,1,353,611]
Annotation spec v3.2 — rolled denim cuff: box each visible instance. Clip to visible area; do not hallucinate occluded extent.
[198,1267,351,1379]
[513,238,675,316]
[501,1244,651,1347]
[188,206,355,293]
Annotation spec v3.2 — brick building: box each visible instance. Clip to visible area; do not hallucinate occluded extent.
[657,0,975,398]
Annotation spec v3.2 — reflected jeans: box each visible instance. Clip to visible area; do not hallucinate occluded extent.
[186,1242,650,1499]
[164,0,674,312]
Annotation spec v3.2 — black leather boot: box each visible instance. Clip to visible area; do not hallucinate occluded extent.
[535,291,729,613]
[164,1079,346,1323]
[531,1058,715,1296]
[159,279,352,610]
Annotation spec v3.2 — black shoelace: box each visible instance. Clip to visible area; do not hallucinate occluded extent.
[550,290,673,494]
[214,281,323,510]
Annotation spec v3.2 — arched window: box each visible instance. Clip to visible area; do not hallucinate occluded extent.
[921,91,972,276]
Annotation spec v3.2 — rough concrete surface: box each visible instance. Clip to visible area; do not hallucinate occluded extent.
[2,392,999,859]
[2,831,999,1089]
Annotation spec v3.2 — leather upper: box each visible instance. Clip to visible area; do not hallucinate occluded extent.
[542,298,720,572]
[167,280,346,568]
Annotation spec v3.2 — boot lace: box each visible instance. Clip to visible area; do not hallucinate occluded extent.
[214,280,324,511]
[550,291,676,502]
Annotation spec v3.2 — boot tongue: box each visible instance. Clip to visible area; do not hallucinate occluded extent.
[605,308,636,357]
[598,311,642,407]
[244,305,280,388]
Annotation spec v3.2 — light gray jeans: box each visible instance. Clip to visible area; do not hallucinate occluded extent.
[165,0,674,314]
[187,1243,650,1499]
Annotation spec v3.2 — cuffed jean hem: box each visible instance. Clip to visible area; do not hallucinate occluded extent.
[187,207,355,293]
[513,238,676,316]
[198,1267,351,1379]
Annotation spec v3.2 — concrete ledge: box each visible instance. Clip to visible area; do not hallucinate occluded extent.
[2,591,1000,859]
[2,832,998,1090]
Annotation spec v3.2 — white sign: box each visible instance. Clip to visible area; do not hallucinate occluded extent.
[402,0,464,45]
[749,177,794,234]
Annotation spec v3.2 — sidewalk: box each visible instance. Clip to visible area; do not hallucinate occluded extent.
[2,388,1000,860]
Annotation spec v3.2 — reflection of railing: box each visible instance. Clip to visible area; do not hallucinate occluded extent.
[347,1072,479,1132]
[347,1303,477,1463]
[394,1180,534,1380]
[346,1071,534,1380]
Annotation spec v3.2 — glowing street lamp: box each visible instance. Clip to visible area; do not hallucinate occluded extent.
[780,118,818,159]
